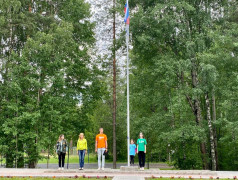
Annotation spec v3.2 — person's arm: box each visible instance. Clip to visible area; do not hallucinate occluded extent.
[105,140,108,152]
[95,138,98,153]
[56,142,59,154]
[85,139,88,154]
[65,140,68,154]
[136,139,139,153]
[144,139,147,153]
[77,140,79,154]
[105,135,108,152]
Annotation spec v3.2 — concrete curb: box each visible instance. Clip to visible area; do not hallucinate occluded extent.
[0,168,238,178]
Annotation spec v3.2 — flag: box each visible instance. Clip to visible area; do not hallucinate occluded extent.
[124,1,130,25]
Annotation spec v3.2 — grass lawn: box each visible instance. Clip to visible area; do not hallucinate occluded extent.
[38,154,98,164]
[147,179,230,180]
[0,153,169,165]
[38,154,168,164]
[0,178,111,180]
[1,154,107,164]
[0,178,230,180]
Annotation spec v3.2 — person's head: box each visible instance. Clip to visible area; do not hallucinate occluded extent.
[130,139,134,144]
[79,133,84,140]
[99,128,104,134]
[58,134,64,141]
[139,132,144,139]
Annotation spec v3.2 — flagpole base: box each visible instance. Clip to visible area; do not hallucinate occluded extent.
[120,166,139,171]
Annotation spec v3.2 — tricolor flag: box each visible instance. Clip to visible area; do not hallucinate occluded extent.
[124,1,130,25]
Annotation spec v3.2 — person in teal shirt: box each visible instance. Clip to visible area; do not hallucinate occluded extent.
[129,139,136,165]
[137,132,147,170]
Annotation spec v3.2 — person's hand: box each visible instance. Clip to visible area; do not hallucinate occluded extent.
[144,150,146,154]
[85,150,87,155]
[95,149,97,153]
[105,149,108,152]
[77,151,79,155]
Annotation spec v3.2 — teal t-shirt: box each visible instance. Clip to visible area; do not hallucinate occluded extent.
[129,144,136,156]
[137,138,147,152]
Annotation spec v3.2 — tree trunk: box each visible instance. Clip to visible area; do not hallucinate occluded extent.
[47,145,50,169]
[28,139,38,168]
[112,0,117,169]
[16,139,25,168]
[205,93,216,171]
[191,60,208,169]
[6,141,14,168]
[6,153,14,168]
[212,93,219,170]
[194,98,208,170]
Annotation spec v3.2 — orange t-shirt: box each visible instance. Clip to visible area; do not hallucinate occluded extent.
[96,134,107,148]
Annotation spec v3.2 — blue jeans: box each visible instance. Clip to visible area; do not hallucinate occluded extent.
[78,150,85,168]
[97,148,105,168]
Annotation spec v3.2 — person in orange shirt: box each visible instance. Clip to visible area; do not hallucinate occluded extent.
[95,128,108,170]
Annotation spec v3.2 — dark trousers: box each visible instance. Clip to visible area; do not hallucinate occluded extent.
[130,155,135,165]
[79,150,85,168]
[138,151,145,167]
[58,152,66,168]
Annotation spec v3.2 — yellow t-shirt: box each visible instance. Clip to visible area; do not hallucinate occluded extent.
[96,134,107,148]
[77,138,87,150]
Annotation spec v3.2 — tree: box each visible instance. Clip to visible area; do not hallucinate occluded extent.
[0,0,103,168]
[126,0,238,170]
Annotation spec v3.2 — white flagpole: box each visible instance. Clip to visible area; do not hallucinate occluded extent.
[126,0,130,167]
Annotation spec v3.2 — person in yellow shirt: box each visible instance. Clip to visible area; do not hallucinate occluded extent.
[77,133,87,170]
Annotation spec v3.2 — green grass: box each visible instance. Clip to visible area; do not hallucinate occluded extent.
[146,177,229,180]
[38,154,98,164]
[0,153,170,165]
[0,178,111,180]
[38,154,169,164]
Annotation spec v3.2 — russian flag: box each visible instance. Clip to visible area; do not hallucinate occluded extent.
[124,2,130,25]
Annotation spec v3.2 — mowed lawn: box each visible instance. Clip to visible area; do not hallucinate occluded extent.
[0,178,111,180]
[0,178,231,180]
[0,154,99,165]
[147,179,230,180]
[1,153,169,165]
[38,154,98,164]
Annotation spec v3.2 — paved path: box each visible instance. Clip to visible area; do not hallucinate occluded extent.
[0,168,238,179]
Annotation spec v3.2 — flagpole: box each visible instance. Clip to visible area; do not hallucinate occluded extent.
[126,0,130,167]
[124,0,130,167]
[126,24,130,167]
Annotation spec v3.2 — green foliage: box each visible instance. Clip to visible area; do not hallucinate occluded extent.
[123,0,238,170]
[0,0,105,168]
[1,0,238,171]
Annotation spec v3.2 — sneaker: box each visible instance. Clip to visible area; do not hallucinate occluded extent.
[81,167,84,170]
[58,168,61,170]
[97,168,101,170]
[61,167,64,170]
[142,167,144,170]
[79,168,81,170]
[102,167,104,171]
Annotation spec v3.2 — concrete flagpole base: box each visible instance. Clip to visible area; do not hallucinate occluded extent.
[120,166,139,171]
